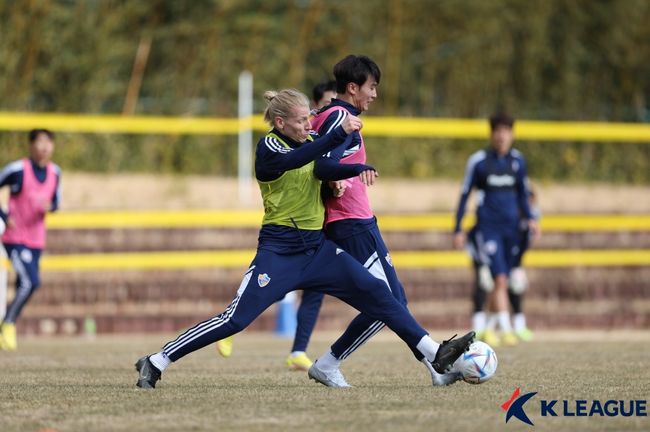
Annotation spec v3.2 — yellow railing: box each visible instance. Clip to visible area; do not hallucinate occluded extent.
[9,249,647,271]
[2,249,647,271]
[44,211,650,232]
[0,211,646,271]
[2,112,650,141]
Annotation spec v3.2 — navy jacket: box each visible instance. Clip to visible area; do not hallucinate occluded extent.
[454,148,532,233]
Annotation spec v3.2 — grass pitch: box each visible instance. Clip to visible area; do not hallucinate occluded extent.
[0,331,648,432]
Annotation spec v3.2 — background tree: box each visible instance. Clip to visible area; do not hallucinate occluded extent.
[0,0,648,181]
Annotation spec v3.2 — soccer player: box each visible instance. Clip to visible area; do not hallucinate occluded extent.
[282,79,338,370]
[311,80,337,111]
[466,188,539,343]
[453,113,539,347]
[0,129,61,351]
[216,79,340,371]
[135,88,473,389]
[298,54,468,388]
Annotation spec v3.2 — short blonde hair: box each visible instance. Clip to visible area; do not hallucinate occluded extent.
[262,89,310,127]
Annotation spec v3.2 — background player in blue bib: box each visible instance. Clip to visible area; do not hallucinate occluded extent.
[453,113,539,347]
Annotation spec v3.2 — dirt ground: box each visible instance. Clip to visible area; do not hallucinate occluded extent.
[34,172,650,213]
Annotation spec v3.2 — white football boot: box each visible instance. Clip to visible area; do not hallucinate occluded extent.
[308,361,351,388]
[423,358,463,386]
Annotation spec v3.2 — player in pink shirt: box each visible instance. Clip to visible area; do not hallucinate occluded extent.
[0,129,61,350]
[306,56,472,387]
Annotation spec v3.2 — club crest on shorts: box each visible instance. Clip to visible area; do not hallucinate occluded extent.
[257,273,271,287]
[385,253,393,267]
[20,248,33,263]
[336,248,344,255]
[484,240,498,255]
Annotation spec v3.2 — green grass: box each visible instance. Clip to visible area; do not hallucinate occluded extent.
[0,331,649,432]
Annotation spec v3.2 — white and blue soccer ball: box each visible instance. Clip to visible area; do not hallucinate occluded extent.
[453,341,498,384]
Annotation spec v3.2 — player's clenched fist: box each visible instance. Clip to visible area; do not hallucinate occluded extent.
[329,180,347,197]
[341,115,363,134]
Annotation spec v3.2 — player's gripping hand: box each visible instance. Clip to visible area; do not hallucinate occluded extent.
[341,115,363,134]
[359,168,378,186]
[329,180,347,198]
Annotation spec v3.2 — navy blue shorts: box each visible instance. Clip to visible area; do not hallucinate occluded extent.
[466,225,519,277]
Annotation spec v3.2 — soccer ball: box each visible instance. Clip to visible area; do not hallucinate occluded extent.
[453,341,498,384]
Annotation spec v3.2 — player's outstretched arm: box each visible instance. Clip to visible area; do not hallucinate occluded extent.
[257,116,362,179]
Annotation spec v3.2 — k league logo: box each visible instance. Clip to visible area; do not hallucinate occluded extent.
[502,387,537,426]
[501,387,648,426]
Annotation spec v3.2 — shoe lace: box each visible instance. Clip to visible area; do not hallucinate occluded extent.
[441,334,458,346]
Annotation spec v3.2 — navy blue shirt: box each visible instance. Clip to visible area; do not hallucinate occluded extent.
[313,99,377,238]
[454,148,532,233]
[0,159,61,219]
[255,125,353,254]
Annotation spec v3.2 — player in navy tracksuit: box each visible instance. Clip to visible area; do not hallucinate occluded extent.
[283,79,338,371]
[213,77,371,371]
[466,186,539,343]
[135,88,473,389]
[214,79,340,370]
[453,113,539,347]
